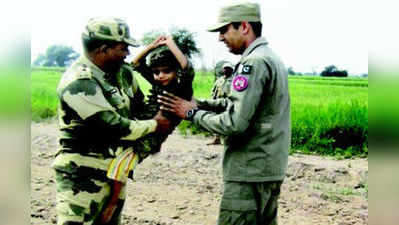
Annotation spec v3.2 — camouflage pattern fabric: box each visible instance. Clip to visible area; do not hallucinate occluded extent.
[53,55,157,225]
[106,59,195,182]
[82,17,139,47]
[54,158,126,225]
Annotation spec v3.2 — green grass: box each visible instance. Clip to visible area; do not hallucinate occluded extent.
[31,68,368,156]
[290,81,368,156]
[312,183,368,201]
[31,70,61,120]
[0,74,29,118]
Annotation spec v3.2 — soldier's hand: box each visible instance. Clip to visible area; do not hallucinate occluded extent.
[158,91,198,119]
[153,111,171,134]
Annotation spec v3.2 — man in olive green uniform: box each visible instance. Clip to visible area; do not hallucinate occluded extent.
[52,17,170,225]
[208,61,234,145]
[158,3,291,225]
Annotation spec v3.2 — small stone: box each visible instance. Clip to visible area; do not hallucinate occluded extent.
[147,198,156,203]
[177,205,187,210]
[334,167,349,174]
[314,167,326,172]
[354,183,365,189]
[171,215,180,219]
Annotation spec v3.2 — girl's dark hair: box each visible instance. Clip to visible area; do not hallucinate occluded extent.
[143,28,201,68]
[148,47,179,68]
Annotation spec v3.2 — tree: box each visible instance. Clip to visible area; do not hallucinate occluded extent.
[321,65,348,77]
[287,67,295,75]
[33,53,46,66]
[33,45,79,67]
[140,27,201,59]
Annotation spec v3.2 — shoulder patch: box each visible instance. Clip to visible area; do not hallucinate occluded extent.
[76,65,92,79]
[232,75,248,91]
[241,65,252,74]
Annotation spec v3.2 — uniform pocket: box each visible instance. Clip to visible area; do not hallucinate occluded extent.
[220,181,257,211]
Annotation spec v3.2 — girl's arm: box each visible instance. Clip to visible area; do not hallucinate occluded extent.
[159,36,188,69]
[131,36,164,67]
[131,37,165,84]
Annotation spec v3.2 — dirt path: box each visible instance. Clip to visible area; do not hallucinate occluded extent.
[31,122,368,225]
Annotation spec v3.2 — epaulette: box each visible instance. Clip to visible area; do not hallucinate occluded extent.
[76,64,93,80]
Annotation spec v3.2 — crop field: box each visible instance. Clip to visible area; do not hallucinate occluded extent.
[31,68,368,156]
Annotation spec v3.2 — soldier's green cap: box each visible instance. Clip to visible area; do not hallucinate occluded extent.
[82,17,139,47]
[207,2,261,32]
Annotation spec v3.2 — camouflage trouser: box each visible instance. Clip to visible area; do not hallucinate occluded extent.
[218,181,283,225]
[54,168,126,225]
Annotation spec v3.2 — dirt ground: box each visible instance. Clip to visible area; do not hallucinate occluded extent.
[31,121,368,225]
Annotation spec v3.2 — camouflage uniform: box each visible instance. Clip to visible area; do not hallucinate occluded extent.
[53,18,156,225]
[195,3,291,225]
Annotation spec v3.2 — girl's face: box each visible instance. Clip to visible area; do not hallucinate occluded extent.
[152,66,177,86]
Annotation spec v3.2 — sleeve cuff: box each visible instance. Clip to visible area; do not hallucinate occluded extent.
[120,119,157,141]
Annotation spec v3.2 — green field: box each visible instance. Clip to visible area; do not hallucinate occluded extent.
[31,68,368,157]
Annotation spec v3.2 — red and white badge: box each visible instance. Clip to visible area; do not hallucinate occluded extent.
[232,75,248,91]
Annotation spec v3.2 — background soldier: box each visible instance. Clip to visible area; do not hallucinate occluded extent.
[208,61,234,145]
[52,17,170,225]
[158,2,291,225]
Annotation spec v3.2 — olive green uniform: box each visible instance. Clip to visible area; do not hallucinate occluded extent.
[52,55,157,225]
[194,37,291,224]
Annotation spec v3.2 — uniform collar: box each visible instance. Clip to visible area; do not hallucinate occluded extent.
[241,37,268,59]
[79,55,107,81]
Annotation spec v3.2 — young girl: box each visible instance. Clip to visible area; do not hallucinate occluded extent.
[131,35,195,156]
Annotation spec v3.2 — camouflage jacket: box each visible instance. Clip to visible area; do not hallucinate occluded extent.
[52,56,157,173]
[194,38,291,182]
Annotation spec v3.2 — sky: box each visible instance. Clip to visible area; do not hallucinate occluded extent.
[29,0,369,75]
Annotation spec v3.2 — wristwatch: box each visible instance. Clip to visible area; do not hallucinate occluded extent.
[185,107,199,121]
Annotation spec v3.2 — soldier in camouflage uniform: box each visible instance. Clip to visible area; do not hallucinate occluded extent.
[52,17,170,225]
[208,61,234,145]
[158,3,291,225]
